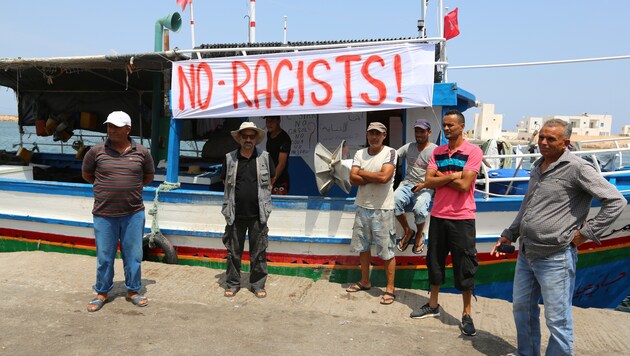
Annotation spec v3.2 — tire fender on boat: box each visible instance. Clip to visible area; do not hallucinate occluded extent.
[143,232,178,264]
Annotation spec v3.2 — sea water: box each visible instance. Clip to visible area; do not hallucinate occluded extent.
[2,121,630,162]
[0,121,202,157]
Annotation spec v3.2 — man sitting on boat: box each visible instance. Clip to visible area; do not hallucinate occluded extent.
[393,119,437,255]
[492,118,625,355]
[221,121,275,299]
[345,122,398,305]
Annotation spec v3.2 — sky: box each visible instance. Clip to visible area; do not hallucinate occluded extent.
[1,0,629,132]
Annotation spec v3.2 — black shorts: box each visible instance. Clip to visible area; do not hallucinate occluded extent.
[426,216,478,291]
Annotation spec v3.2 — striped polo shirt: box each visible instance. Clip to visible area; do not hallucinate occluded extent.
[427,140,482,220]
[82,139,154,217]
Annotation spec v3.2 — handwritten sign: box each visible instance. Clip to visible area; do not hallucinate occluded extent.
[171,43,435,119]
[318,112,366,150]
[252,115,318,170]
[286,115,318,157]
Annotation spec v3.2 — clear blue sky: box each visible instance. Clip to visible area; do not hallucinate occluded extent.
[1,0,629,131]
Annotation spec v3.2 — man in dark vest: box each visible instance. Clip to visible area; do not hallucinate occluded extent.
[221,121,275,299]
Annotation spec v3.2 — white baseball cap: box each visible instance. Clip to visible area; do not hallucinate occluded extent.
[104,111,132,127]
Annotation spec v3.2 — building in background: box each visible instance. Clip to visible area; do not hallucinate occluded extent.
[544,113,612,136]
[473,103,503,140]
[622,125,630,136]
[516,117,543,140]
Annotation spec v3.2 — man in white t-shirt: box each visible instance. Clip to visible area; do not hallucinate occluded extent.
[345,122,398,305]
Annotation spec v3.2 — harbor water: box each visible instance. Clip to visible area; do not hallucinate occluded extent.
[2,121,629,163]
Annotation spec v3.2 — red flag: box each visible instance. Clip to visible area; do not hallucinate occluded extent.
[444,8,460,40]
[177,0,192,11]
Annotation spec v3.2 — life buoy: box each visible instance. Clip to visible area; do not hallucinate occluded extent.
[143,232,178,264]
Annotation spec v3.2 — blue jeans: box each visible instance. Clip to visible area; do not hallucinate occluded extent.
[513,246,577,356]
[393,182,432,224]
[93,210,145,294]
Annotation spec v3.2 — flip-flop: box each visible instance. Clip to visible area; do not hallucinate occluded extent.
[380,291,396,305]
[346,282,371,293]
[224,288,240,297]
[126,294,148,307]
[87,297,106,312]
[412,234,426,255]
[395,229,416,252]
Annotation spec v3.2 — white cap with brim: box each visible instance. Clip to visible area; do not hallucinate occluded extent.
[104,111,132,127]
[230,121,266,145]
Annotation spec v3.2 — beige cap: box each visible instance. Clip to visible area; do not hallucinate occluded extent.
[367,122,387,133]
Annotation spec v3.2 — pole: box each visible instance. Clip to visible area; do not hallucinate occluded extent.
[283,15,287,44]
[441,3,448,82]
[249,0,256,43]
[419,0,427,38]
[190,2,201,59]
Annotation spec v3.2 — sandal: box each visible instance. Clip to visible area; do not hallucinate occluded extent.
[346,282,371,293]
[126,294,148,307]
[380,291,396,305]
[252,288,267,299]
[412,234,426,255]
[87,297,106,312]
[396,229,416,252]
[224,288,240,297]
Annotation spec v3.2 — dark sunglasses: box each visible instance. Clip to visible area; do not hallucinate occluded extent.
[240,133,257,140]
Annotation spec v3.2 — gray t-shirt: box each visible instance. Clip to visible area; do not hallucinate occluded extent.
[397,142,437,185]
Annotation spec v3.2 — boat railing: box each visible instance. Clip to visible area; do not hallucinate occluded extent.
[477,146,630,199]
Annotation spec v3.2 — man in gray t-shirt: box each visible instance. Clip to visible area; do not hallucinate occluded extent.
[394,119,437,254]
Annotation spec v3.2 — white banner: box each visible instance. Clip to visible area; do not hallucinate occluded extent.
[171,43,435,119]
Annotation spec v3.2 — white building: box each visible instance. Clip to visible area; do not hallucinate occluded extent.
[516,114,613,138]
[516,117,543,140]
[473,103,503,140]
[622,125,630,136]
[544,113,612,136]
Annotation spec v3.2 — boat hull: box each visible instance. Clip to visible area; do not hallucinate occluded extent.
[1,178,629,308]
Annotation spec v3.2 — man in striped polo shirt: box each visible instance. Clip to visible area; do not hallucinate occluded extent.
[410,109,482,337]
[82,111,154,312]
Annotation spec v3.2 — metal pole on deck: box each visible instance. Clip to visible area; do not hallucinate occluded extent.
[152,13,181,167]
[283,16,287,44]
[249,0,256,43]
[418,0,427,38]
[440,4,448,82]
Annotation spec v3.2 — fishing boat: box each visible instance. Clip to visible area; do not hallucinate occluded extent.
[1,24,628,310]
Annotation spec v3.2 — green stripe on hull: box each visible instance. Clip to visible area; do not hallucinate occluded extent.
[3,238,628,292]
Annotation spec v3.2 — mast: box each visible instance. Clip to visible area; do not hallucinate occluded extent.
[418,0,427,38]
[249,0,256,43]
[283,15,287,44]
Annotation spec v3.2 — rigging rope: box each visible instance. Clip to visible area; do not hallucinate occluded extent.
[146,182,181,245]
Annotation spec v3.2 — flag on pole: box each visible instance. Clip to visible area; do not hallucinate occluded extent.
[444,8,460,40]
[177,0,192,11]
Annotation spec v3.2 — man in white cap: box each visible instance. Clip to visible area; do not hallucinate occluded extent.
[221,121,275,299]
[345,122,398,305]
[82,111,155,312]
[394,119,437,255]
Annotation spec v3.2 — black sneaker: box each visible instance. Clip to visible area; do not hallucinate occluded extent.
[460,314,477,336]
[410,303,440,319]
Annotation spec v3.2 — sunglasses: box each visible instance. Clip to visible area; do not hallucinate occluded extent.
[240,133,257,140]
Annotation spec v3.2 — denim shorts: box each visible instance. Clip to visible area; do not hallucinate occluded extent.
[393,182,433,224]
[351,207,396,261]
